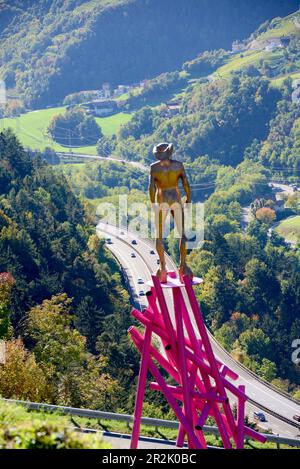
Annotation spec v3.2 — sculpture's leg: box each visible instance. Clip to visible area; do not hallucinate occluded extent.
[154,206,169,283]
[171,204,193,281]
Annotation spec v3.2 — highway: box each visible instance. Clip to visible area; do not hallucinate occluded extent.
[57,151,148,172]
[97,222,300,440]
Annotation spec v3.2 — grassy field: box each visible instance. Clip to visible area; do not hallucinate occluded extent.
[95,112,132,136]
[214,49,271,79]
[212,9,300,83]
[213,47,300,89]
[276,215,300,243]
[0,106,132,155]
[257,12,299,40]
[270,71,300,88]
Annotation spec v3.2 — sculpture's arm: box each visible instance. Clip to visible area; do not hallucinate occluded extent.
[180,165,191,203]
[148,171,156,203]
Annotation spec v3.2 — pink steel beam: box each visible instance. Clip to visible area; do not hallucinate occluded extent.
[130,324,264,447]
[151,275,177,353]
[236,385,246,449]
[130,310,248,410]
[145,290,178,369]
[131,311,248,403]
[183,275,238,444]
[150,382,227,403]
[130,325,152,449]
[172,286,195,447]
[129,273,266,449]
[130,329,204,449]
[173,285,232,448]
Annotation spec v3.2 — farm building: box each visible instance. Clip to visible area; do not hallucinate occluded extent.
[232,41,247,52]
[81,99,118,117]
[165,100,181,116]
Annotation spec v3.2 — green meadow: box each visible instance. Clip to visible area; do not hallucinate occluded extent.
[0,106,132,155]
[276,215,300,243]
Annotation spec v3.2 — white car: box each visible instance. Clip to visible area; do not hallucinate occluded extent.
[137,278,144,284]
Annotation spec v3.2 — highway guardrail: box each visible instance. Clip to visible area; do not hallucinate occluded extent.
[1,398,299,448]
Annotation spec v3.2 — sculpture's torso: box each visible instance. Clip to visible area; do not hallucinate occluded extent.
[150,159,183,206]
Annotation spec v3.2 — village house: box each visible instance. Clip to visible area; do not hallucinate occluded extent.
[164,100,181,117]
[232,40,247,52]
[114,85,127,96]
[81,99,118,117]
[139,79,149,88]
[102,82,111,99]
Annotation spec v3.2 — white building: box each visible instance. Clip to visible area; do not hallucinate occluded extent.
[232,41,247,52]
[102,83,111,99]
[83,99,118,117]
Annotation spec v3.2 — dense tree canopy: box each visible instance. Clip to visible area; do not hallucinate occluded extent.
[48,107,102,146]
[0,129,144,410]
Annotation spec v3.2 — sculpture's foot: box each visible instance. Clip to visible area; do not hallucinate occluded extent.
[179,264,193,282]
[156,267,168,284]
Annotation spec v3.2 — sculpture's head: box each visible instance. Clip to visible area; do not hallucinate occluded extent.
[153,142,173,161]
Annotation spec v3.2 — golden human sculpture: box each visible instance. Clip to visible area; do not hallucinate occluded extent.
[149,142,193,283]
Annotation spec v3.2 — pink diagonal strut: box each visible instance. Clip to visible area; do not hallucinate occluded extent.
[183,275,238,444]
[237,385,246,449]
[174,284,232,448]
[129,328,204,449]
[173,286,198,448]
[130,324,152,449]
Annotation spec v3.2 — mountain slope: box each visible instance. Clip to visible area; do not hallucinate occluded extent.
[0,128,128,351]
[0,0,299,107]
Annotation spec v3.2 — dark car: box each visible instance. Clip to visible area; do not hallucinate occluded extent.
[150,250,155,255]
[253,411,266,422]
[293,415,300,422]
[131,239,137,245]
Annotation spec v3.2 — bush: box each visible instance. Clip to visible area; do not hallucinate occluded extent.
[255,207,276,225]
[0,402,111,449]
[0,339,49,402]
[48,108,102,146]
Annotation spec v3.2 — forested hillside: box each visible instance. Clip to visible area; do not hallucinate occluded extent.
[0,0,299,107]
[0,129,142,410]
[110,9,300,182]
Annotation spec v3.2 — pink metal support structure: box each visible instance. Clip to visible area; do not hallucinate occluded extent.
[128,272,267,449]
